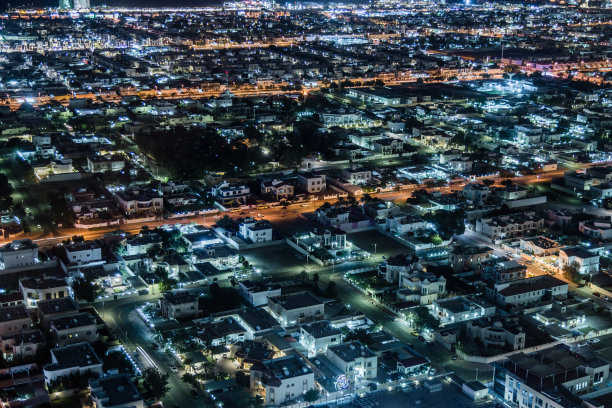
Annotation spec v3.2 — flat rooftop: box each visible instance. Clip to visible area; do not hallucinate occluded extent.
[90,374,142,407]
[301,320,341,339]
[46,342,101,371]
[328,340,376,362]
[269,292,323,310]
[0,304,30,323]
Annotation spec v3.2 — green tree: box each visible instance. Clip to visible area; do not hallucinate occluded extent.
[563,264,583,284]
[72,277,101,302]
[142,367,170,402]
[345,328,374,346]
[146,243,162,258]
[0,174,14,211]
[159,278,177,293]
[425,209,466,240]
[304,388,320,403]
[429,234,443,246]
[182,373,196,386]
[413,306,439,331]
[482,179,495,188]
[103,351,133,374]
[324,281,337,298]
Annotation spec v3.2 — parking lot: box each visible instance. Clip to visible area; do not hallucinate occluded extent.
[347,230,410,259]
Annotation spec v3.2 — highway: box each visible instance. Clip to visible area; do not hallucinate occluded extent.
[0,159,586,248]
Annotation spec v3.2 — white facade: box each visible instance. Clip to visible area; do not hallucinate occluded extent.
[298,174,326,194]
[0,240,39,270]
[44,342,103,385]
[558,247,600,275]
[299,320,342,357]
[474,212,544,242]
[64,243,102,264]
[432,296,495,325]
[19,277,72,309]
[341,168,372,185]
[326,341,378,381]
[250,356,315,406]
[115,190,163,215]
[385,214,428,235]
[238,281,281,307]
[493,276,568,306]
[268,292,324,326]
[239,219,273,243]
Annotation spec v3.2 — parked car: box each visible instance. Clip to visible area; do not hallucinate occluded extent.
[589,338,600,344]
[170,365,179,373]
[429,368,436,376]
[577,342,588,348]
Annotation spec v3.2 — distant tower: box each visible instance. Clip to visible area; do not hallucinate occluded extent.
[74,0,90,9]
[60,0,89,9]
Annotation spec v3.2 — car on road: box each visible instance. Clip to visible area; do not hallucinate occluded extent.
[589,338,600,344]
[577,342,588,348]
[418,335,426,342]
[170,365,179,373]
[594,293,602,297]
[452,355,458,360]
[410,330,419,336]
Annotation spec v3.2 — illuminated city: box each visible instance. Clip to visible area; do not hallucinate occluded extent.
[0,1,612,407]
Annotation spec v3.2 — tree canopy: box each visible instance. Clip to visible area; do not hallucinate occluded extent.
[142,367,170,402]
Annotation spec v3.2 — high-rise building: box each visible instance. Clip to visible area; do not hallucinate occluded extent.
[74,0,90,9]
[59,0,89,9]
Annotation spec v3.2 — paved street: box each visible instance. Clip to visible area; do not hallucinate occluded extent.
[101,298,204,408]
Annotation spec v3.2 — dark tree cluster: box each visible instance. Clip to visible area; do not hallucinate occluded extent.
[135,126,267,178]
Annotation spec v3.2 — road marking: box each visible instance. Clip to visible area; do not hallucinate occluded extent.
[137,346,158,368]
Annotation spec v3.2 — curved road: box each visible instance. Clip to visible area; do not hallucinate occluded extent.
[102,298,204,408]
